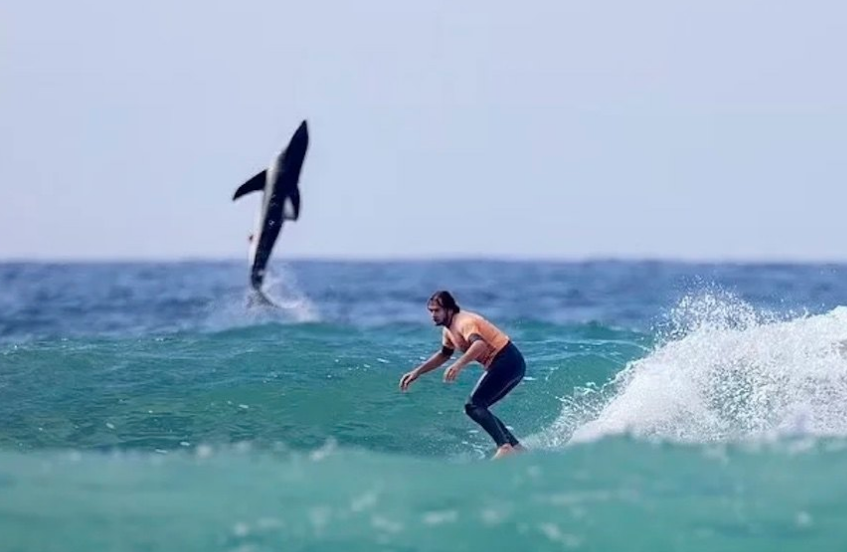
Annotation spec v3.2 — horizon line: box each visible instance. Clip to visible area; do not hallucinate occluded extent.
[2,253,847,266]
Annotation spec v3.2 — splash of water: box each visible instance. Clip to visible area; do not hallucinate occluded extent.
[197,264,320,332]
[543,291,847,447]
[258,266,320,323]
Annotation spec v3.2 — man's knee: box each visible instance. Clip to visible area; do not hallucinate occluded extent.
[464,401,486,420]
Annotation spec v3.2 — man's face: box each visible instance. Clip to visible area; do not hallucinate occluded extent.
[428,302,450,326]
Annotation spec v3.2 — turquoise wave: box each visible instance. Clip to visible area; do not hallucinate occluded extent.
[1,437,844,552]
[0,323,646,456]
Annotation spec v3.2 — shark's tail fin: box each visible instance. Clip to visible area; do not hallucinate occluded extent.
[247,287,281,310]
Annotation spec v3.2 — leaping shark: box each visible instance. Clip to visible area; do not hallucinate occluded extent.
[233,120,309,306]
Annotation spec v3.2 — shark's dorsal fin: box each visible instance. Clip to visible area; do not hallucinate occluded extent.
[232,170,267,201]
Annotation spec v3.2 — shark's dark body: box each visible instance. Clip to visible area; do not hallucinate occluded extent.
[233,120,309,302]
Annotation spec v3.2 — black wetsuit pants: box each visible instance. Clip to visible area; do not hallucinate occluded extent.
[464,341,526,447]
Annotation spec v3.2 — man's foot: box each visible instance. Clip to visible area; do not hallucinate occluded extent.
[492,444,516,459]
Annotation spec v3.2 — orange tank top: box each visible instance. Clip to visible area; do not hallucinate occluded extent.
[442,311,510,368]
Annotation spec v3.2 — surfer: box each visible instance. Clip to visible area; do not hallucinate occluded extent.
[399,291,527,459]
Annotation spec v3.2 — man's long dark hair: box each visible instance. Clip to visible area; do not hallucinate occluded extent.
[428,290,460,312]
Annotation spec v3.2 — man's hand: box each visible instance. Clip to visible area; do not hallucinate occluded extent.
[443,364,464,382]
[443,339,487,382]
[399,369,419,392]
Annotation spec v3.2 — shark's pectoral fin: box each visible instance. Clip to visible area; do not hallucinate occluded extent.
[283,193,301,221]
[233,170,267,201]
[283,198,297,221]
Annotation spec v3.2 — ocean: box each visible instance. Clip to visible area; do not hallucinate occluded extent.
[2,259,847,551]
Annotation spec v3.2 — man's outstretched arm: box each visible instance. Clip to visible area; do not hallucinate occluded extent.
[399,347,453,391]
[413,347,454,376]
[443,338,488,382]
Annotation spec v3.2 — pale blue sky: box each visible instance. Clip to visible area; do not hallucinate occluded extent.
[2,0,846,261]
